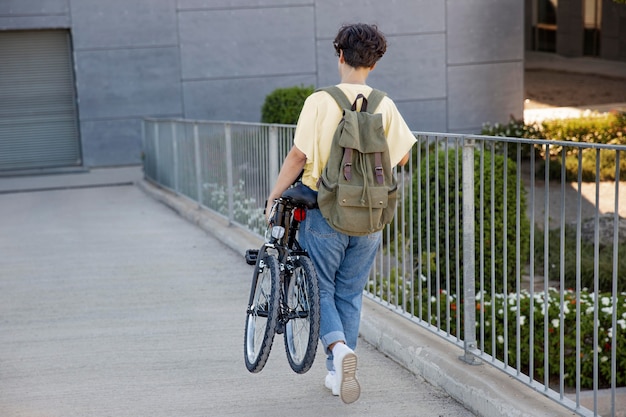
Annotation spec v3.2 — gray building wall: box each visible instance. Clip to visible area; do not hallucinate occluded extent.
[0,0,524,168]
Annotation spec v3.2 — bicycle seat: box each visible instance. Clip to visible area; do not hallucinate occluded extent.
[282,183,318,209]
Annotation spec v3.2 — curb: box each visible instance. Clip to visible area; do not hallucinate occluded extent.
[359,299,576,417]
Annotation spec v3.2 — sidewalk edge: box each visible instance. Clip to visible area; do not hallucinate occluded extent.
[359,299,576,417]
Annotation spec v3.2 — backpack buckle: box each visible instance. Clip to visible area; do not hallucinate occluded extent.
[343,162,352,181]
[375,166,384,184]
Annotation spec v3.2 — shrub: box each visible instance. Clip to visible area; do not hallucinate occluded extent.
[533,226,626,293]
[260,85,314,125]
[482,112,626,182]
[478,288,626,389]
[368,273,626,389]
[536,148,626,182]
[412,146,530,294]
[205,179,265,235]
[482,112,626,147]
[481,117,544,160]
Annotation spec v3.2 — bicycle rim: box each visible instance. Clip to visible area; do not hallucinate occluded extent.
[244,254,279,373]
[284,256,320,374]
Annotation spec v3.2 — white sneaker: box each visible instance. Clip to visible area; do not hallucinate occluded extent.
[332,343,360,404]
[324,371,339,396]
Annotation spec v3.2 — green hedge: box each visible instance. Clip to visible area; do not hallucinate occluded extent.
[533,225,626,293]
[260,85,314,125]
[412,147,530,294]
[482,112,626,181]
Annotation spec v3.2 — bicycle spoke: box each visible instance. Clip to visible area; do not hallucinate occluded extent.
[244,255,279,373]
[284,257,320,374]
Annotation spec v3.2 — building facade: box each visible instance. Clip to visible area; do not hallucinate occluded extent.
[1,0,525,170]
[525,0,626,60]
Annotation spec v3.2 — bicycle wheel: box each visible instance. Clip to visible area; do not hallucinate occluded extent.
[284,256,320,374]
[244,253,280,373]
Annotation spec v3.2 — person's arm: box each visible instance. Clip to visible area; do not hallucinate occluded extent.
[381,98,417,168]
[398,151,410,167]
[265,145,307,221]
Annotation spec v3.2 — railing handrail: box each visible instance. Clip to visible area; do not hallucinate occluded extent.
[142,117,297,129]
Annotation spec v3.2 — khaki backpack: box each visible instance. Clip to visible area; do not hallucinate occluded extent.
[316,86,398,236]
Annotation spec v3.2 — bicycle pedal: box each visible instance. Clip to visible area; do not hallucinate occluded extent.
[245,249,259,265]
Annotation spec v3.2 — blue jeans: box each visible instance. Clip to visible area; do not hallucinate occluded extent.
[299,208,382,371]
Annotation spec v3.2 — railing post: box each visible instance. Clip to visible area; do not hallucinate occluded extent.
[225,123,234,225]
[154,122,161,184]
[460,137,481,365]
[268,125,279,192]
[141,119,147,178]
[172,122,179,192]
[193,123,203,206]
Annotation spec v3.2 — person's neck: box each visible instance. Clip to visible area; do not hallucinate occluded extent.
[340,66,370,85]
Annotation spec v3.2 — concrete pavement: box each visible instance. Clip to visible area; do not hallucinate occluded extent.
[0,167,579,417]
[1,170,480,417]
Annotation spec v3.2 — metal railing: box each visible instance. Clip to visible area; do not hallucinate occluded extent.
[143,118,625,417]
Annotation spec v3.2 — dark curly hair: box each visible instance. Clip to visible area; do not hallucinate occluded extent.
[333,23,387,68]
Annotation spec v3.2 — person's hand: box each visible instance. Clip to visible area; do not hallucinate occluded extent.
[265,199,275,224]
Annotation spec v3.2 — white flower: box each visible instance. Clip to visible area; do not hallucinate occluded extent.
[601,306,613,315]
[552,319,559,328]
[601,297,610,306]
[586,307,595,315]
[601,356,609,363]
[519,316,526,327]
[498,309,504,316]
[618,319,626,330]
[497,335,504,344]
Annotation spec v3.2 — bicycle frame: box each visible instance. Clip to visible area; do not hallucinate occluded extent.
[246,182,317,266]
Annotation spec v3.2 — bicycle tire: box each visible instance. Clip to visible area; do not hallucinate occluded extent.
[284,256,320,374]
[244,253,280,373]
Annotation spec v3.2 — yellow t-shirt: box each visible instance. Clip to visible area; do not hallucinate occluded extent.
[294,83,417,190]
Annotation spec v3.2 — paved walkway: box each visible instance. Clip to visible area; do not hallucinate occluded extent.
[524,51,626,123]
[0,171,479,417]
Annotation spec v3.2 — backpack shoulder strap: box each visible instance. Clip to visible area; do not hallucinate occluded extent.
[317,86,352,109]
[318,86,387,113]
[365,89,386,114]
